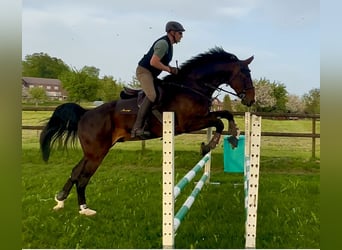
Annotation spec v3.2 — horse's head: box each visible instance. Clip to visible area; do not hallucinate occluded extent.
[228,56,255,107]
[163,47,255,106]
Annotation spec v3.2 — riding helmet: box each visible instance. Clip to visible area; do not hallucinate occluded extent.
[165,21,185,32]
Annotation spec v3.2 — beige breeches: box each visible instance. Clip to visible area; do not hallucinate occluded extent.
[136,65,157,103]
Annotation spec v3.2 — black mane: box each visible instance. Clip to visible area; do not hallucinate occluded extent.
[163,47,239,82]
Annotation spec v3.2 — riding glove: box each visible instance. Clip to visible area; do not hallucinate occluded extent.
[169,66,179,75]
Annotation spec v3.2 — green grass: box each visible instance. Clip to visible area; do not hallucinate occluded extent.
[22,151,319,248]
[22,111,320,249]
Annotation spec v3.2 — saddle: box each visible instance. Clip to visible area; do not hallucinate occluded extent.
[118,83,164,123]
[120,87,145,104]
[119,78,164,107]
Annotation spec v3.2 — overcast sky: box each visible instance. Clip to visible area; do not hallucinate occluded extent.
[22,0,319,97]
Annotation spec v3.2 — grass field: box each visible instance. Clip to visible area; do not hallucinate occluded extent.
[22,109,320,249]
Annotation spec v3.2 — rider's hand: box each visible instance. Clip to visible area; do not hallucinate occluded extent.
[169,66,179,75]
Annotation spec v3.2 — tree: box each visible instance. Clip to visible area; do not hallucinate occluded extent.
[271,82,288,112]
[29,86,47,106]
[254,78,276,112]
[60,66,100,102]
[253,78,288,112]
[286,94,305,113]
[222,94,232,110]
[231,99,249,112]
[303,88,320,114]
[97,76,125,101]
[128,75,141,88]
[81,65,100,79]
[22,52,70,78]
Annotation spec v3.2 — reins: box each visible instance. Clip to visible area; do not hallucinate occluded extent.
[163,81,213,101]
[203,83,239,97]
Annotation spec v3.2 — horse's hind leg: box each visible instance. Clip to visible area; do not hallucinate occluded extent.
[53,156,103,216]
[75,157,106,216]
[53,179,72,210]
[53,158,86,210]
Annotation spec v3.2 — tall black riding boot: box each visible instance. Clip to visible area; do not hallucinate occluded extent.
[131,97,153,138]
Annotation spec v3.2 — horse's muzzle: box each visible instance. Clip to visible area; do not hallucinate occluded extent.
[242,98,255,107]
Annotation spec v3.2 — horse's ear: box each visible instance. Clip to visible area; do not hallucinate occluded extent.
[241,56,254,65]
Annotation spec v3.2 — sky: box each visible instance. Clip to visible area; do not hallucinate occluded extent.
[22,0,320,97]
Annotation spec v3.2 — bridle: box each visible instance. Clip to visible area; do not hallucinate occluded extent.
[165,61,254,102]
[203,64,254,100]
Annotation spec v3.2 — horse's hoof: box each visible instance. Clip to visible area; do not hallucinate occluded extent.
[79,208,97,216]
[53,196,65,210]
[200,142,210,156]
[228,136,238,149]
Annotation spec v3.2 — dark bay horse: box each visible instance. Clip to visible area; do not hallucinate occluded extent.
[40,47,255,215]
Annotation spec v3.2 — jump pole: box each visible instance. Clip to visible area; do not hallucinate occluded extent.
[244,112,262,249]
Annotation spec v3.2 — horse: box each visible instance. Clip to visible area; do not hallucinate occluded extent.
[40,47,255,216]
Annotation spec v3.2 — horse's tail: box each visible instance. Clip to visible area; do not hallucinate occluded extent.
[40,103,88,162]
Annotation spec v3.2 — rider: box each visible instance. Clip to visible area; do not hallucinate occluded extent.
[131,21,185,138]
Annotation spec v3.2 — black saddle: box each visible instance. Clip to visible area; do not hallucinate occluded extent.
[120,87,143,99]
[119,78,164,106]
[117,86,163,123]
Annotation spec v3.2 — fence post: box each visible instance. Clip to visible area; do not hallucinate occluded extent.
[312,117,316,159]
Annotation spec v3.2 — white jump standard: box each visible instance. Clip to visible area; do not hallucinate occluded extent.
[162,111,261,249]
[244,112,262,249]
[162,112,212,248]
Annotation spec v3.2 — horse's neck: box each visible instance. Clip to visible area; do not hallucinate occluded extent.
[163,62,234,98]
[185,62,233,82]
[182,65,230,93]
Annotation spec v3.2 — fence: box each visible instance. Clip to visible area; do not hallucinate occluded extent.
[22,107,320,158]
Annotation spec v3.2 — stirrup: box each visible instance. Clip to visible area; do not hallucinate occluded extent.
[131,128,151,139]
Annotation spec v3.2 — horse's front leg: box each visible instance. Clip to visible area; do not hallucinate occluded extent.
[200,119,224,155]
[200,111,239,155]
[228,120,238,137]
[226,119,240,149]
[211,110,239,137]
[213,110,240,148]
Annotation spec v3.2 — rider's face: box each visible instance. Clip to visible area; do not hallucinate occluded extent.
[175,31,183,42]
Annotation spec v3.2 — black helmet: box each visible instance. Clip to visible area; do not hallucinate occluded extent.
[165,21,185,32]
